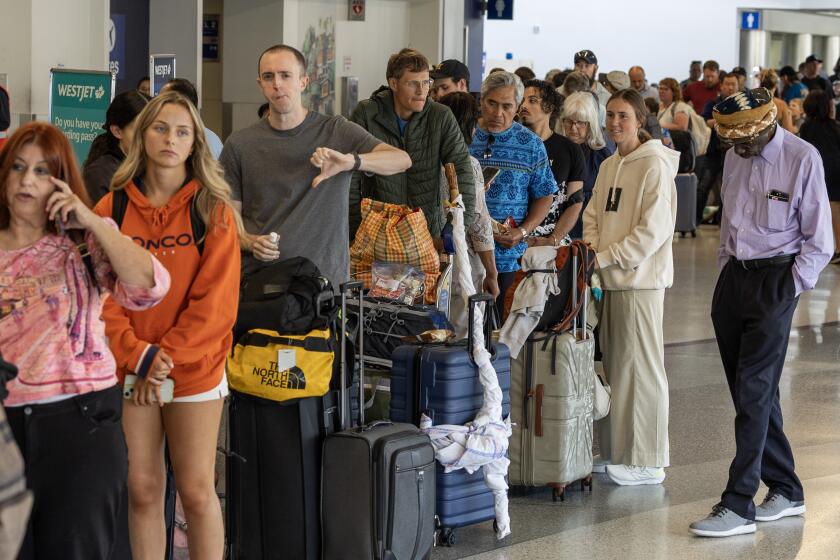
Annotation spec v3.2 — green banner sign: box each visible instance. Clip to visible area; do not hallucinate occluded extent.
[49,68,114,164]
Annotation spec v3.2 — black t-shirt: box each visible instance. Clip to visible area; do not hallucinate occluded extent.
[799,120,840,196]
[533,133,586,236]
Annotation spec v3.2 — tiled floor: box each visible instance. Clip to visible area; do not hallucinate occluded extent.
[434,226,840,560]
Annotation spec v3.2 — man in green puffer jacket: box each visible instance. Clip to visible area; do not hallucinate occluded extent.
[349,49,476,242]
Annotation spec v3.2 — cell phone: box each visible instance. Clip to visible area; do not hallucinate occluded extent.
[482,166,501,190]
[123,374,175,403]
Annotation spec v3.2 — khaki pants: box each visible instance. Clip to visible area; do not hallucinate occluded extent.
[598,289,670,468]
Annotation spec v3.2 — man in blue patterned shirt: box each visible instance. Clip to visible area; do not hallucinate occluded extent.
[469,71,557,318]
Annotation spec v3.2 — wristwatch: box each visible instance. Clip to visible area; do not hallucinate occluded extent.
[351,152,362,171]
[519,227,528,239]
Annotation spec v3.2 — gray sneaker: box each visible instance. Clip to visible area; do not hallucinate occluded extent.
[755,492,806,522]
[689,504,756,537]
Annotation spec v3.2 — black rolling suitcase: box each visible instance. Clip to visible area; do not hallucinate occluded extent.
[321,284,437,560]
[225,273,345,560]
[226,389,338,559]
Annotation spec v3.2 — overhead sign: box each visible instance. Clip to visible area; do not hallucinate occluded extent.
[49,68,114,164]
[203,14,220,61]
[487,0,513,20]
[741,10,761,30]
[348,0,366,21]
[109,14,126,79]
[149,54,176,96]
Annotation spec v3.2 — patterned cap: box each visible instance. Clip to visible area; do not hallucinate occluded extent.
[574,50,597,64]
[713,87,777,140]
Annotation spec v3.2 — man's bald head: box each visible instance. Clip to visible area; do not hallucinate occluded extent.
[628,66,647,92]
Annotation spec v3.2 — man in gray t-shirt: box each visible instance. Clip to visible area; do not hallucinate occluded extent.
[220,44,410,290]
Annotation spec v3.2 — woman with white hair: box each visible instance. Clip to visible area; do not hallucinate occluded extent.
[560,91,614,238]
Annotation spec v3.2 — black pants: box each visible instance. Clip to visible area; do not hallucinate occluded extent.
[697,155,723,223]
[711,260,803,520]
[6,385,127,560]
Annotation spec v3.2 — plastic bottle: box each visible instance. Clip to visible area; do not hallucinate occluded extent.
[661,128,673,148]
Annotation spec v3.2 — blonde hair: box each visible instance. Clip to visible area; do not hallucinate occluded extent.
[560,92,606,150]
[110,91,243,237]
[759,68,780,92]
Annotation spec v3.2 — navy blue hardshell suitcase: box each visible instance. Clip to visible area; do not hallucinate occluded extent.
[389,294,511,546]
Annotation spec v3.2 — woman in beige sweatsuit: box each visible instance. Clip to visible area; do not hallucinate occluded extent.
[583,89,679,486]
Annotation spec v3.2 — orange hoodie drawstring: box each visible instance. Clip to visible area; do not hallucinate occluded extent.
[152,206,170,229]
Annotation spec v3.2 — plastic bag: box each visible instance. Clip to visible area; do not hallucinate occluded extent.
[369,261,426,304]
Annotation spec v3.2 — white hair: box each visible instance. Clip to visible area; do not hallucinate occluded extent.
[560,92,606,150]
[481,71,524,105]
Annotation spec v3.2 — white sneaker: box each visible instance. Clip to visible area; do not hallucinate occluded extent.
[606,464,665,486]
[592,454,611,474]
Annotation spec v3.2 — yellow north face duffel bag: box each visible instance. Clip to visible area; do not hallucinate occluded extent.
[227,328,335,402]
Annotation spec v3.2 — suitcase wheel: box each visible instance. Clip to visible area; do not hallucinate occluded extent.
[436,527,456,547]
[547,482,567,502]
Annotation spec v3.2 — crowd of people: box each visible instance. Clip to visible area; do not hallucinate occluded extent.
[0,40,838,558]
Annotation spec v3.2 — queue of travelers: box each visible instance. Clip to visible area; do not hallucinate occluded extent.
[0,41,837,558]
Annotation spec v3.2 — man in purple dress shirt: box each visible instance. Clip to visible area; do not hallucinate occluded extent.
[690,88,833,538]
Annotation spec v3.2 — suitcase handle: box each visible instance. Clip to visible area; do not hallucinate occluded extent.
[359,419,392,432]
[570,253,590,342]
[535,384,544,437]
[467,293,495,364]
[340,281,365,429]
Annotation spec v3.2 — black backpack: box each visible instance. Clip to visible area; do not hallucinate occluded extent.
[234,257,337,342]
[110,188,207,255]
[670,129,696,174]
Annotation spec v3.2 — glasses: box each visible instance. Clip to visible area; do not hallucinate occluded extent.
[563,118,589,130]
[483,134,495,159]
[402,79,434,91]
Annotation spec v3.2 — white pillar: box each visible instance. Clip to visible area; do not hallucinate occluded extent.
[827,36,840,74]
[795,33,813,68]
[740,30,767,82]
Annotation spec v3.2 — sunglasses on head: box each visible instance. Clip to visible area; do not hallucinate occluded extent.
[483,134,495,159]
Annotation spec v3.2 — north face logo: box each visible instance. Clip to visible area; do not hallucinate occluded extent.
[251,361,307,390]
[605,187,623,213]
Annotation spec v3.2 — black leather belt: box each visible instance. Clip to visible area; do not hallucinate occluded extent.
[731,254,797,270]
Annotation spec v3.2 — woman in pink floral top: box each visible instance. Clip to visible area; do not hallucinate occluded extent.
[0,122,170,560]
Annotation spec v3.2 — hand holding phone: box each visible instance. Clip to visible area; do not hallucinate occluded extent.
[482,166,501,191]
[124,374,175,406]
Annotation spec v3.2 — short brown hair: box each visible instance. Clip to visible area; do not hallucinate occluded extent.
[659,77,682,102]
[386,48,429,80]
[0,122,91,230]
[258,44,306,75]
[703,60,720,72]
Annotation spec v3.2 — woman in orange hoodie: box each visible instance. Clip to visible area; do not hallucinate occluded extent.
[94,91,241,559]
